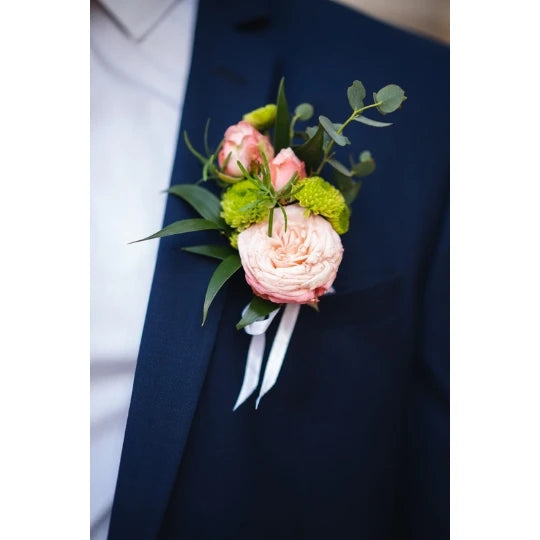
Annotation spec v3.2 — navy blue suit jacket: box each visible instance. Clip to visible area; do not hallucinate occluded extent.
[108,0,449,538]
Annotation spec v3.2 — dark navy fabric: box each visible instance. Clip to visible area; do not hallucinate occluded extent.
[108,1,449,538]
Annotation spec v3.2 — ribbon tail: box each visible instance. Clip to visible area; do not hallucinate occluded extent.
[256,303,301,409]
[233,333,266,411]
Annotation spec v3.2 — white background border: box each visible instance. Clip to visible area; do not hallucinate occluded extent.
[1,0,539,538]
[0,1,89,537]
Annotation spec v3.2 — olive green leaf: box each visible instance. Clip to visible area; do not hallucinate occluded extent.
[167,184,225,227]
[202,254,242,324]
[274,78,290,152]
[182,244,236,260]
[292,124,324,172]
[130,219,222,244]
[236,296,280,330]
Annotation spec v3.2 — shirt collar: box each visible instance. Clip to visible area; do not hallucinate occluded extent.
[98,0,179,40]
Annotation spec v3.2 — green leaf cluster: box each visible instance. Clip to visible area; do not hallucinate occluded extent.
[228,152,304,237]
[131,77,407,327]
[330,151,375,206]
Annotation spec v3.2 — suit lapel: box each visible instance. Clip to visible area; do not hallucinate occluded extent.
[108,1,277,538]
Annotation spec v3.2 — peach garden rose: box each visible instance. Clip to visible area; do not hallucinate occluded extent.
[237,204,343,304]
[218,120,274,177]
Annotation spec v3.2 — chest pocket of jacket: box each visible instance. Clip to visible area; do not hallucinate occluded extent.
[269,274,408,409]
[298,274,403,332]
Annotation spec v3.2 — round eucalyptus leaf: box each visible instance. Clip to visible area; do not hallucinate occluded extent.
[294,103,314,121]
[347,80,366,110]
[375,84,406,114]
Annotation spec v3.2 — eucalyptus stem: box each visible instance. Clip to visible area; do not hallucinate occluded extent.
[314,102,381,175]
[289,114,299,142]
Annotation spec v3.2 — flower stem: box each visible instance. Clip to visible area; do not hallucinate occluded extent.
[314,102,381,175]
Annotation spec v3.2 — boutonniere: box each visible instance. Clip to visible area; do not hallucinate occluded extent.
[133,79,406,409]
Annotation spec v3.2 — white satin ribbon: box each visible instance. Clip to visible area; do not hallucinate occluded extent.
[232,306,280,411]
[233,288,335,411]
[233,303,300,410]
[255,303,301,409]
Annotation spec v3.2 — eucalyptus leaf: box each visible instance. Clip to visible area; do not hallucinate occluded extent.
[374,84,406,114]
[354,115,393,128]
[292,124,324,172]
[168,184,225,227]
[294,103,314,121]
[274,78,290,152]
[130,218,221,244]
[347,80,366,110]
[327,159,352,177]
[182,244,235,260]
[352,151,376,177]
[305,126,318,139]
[333,170,363,206]
[319,116,350,146]
[202,254,242,324]
[345,181,363,205]
[236,296,281,330]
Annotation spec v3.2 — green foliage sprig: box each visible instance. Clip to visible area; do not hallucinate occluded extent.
[233,154,303,237]
[131,77,406,325]
[288,80,406,204]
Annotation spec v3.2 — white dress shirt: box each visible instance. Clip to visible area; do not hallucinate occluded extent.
[90,1,197,538]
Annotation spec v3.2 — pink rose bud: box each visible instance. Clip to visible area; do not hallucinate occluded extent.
[237,204,343,304]
[269,148,307,191]
[218,121,275,177]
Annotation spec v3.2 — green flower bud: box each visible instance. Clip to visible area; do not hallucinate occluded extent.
[242,104,277,131]
[221,179,270,231]
[293,176,350,234]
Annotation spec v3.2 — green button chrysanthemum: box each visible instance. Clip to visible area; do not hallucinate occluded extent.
[221,179,270,231]
[293,176,350,234]
[229,231,239,249]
